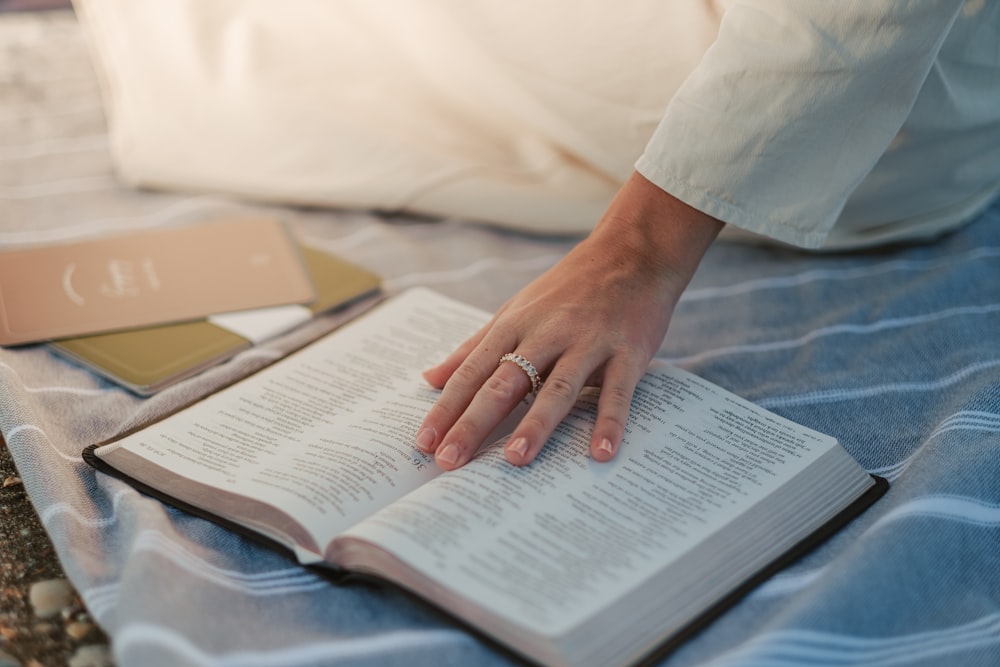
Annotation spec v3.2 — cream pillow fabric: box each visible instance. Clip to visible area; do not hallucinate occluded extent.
[72,0,723,234]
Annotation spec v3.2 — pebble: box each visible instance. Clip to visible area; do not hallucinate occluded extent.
[28,579,74,620]
[0,649,19,667]
[68,644,114,667]
[66,621,94,641]
[2,476,21,488]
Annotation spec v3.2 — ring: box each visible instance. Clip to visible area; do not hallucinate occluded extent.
[499,353,542,395]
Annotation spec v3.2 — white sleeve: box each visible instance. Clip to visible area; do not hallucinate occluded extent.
[635,1,965,248]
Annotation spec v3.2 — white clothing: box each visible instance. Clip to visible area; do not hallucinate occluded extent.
[73,1,1000,249]
[637,1,1000,249]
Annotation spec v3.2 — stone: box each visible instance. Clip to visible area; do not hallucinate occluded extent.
[65,621,93,641]
[28,579,73,620]
[68,645,114,667]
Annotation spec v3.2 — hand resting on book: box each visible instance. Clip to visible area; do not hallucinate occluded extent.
[416,172,724,469]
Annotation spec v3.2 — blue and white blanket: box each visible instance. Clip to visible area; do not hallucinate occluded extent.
[1,11,999,667]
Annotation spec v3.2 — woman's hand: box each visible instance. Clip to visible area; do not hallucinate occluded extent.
[415,172,724,470]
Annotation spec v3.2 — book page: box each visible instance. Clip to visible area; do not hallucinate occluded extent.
[95,288,491,558]
[342,361,843,635]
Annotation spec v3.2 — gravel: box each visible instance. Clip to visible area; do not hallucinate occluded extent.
[0,438,113,667]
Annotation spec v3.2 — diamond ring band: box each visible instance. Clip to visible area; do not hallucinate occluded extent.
[498,353,542,395]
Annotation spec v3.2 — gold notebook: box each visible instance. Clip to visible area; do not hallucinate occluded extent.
[50,246,381,395]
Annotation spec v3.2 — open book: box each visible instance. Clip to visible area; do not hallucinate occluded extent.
[85,287,886,667]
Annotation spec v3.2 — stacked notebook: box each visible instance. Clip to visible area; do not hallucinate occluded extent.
[0,218,380,394]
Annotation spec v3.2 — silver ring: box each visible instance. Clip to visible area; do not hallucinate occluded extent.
[499,353,542,395]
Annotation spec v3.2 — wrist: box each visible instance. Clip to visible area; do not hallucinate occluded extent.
[592,171,724,289]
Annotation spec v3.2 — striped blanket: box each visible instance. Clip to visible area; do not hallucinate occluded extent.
[2,10,999,667]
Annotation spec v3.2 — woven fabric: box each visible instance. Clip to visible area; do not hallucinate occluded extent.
[2,11,999,667]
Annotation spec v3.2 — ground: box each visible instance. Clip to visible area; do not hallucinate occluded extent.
[0,437,112,667]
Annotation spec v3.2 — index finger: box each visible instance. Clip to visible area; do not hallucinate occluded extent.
[421,321,490,389]
[415,327,517,455]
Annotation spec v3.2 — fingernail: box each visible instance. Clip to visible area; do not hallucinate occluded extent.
[437,443,460,466]
[415,427,436,451]
[506,436,529,459]
[598,437,615,457]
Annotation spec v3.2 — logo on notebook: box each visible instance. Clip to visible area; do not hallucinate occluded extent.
[61,258,162,305]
